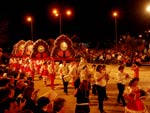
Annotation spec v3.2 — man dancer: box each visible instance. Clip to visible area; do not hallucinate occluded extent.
[58,60,69,95]
[94,64,107,113]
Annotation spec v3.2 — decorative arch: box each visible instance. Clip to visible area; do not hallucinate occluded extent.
[12,40,26,57]
[31,39,50,59]
[23,40,34,58]
[51,34,75,61]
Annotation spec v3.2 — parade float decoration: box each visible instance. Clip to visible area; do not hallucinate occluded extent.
[12,40,26,57]
[23,40,33,58]
[51,34,75,61]
[31,39,50,60]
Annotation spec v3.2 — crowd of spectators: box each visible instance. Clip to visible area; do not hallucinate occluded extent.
[0,70,66,113]
[75,48,150,66]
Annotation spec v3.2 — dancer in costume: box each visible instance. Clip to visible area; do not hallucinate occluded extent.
[48,59,56,90]
[40,62,49,86]
[58,60,69,94]
[124,78,148,113]
[24,59,34,80]
[116,65,129,106]
[34,60,42,80]
[131,63,139,79]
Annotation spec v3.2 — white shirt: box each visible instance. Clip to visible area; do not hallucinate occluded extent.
[94,71,106,87]
[58,64,68,76]
[117,71,128,85]
[80,69,88,82]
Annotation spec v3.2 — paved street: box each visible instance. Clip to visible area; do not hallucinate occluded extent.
[34,64,150,113]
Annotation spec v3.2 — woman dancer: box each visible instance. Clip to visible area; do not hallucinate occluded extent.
[124,78,148,113]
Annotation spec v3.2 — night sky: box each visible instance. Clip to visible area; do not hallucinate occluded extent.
[0,0,150,49]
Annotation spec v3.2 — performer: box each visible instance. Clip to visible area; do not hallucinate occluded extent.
[131,63,139,79]
[80,65,91,93]
[89,64,97,95]
[10,58,19,72]
[102,65,109,100]
[68,62,80,89]
[124,78,148,113]
[34,60,42,80]
[9,57,14,71]
[80,65,90,82]
[24,59,34,81]
[40,62,49,86]
[18,59,25,74]
[79,57,87,70]
[48,59,56,90]
[116,65,129,106]
[58,60,69,95]
[94,64,107,113]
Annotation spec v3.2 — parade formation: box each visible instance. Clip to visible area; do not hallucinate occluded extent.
[0,33,149,113]
[9,34,75,82]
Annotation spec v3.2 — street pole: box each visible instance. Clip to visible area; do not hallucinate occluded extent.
[31,20,33,41]
[115,16,117,50]
[27,16,33,41]
[52,9,71,35]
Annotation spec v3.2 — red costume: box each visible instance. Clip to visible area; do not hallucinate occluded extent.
[35,64,41,75]
[131,64,139,78]
[40,64,49,86]
[19,64,24,73]
[11,62,19,72]
[24,64,34,80]
[41,66,49,77]
[48,62,56,90]
[124,86,148,113]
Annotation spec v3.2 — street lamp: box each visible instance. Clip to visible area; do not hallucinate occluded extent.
[146,5,150,12]
[113,12,118,50]
[146,4,150,42]
[27,16,33,41]
[146,5,150,28]
[52,8,72,35]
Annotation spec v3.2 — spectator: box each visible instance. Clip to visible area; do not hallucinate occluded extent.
[22,86,36,112]
[0,87,14,103]
[53,98,66,113]
[8,85,15,99]
[8,75,15,87]
[14,79,26,98]
[35,96,52,113]
[0,98,19,113]
[0,78,10,87]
